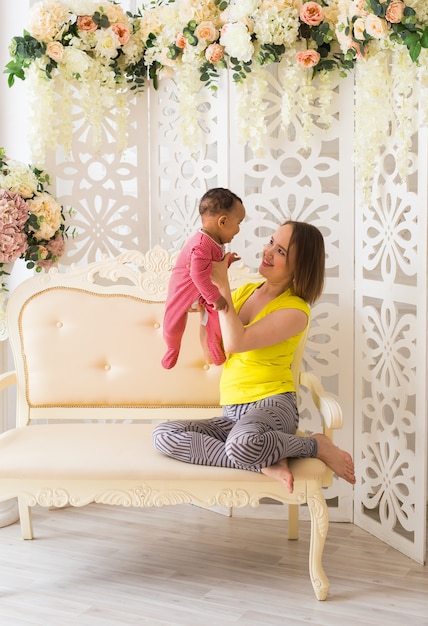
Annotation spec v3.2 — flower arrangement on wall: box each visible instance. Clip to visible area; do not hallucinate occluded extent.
[5,0,146,164]
[0,147,69,304]
[335,0,428,200]
[5,0,428,199]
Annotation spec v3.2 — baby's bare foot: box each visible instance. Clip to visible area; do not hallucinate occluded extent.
[261,458,294,493]
[313,434,356,484]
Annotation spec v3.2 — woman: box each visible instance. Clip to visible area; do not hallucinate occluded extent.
[153,221,355,492]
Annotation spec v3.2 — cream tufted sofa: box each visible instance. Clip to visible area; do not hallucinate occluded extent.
[0,247,343,601]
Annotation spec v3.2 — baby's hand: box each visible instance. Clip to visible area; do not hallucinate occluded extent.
[213,295,228,311]
[228,252,241,265]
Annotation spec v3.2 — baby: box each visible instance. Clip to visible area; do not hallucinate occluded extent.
[161,188,245,369]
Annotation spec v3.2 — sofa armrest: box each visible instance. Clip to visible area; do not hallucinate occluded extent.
[299,371,343,431]
[0,371,17,391]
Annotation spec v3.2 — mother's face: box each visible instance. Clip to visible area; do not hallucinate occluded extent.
[259,224,296,284]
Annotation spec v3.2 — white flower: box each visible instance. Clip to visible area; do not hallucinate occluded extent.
[59,46,91,79]
[253,6,299,47]
[27,192,62,240]
[66,0,98,14]
[93,27,121,59]
[229,0,260,21]
[365,14,389,39]
[0,160,39,199]
[220,22,254,62]
[353,17,366,40]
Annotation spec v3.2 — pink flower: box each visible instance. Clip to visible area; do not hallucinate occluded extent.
[296,49,321,68]
[111,23,130,45]
[176,33,187,50]
[386,1,405,23]
[77,16,98,32]
[205,43,224,63]
[35,235,65,270]
[300,2,324,26]
[47,233,65,258]
[0,190,29,263]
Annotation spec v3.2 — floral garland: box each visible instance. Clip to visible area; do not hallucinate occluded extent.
[5,0,428,197]
[0,147,69,296]
[335,0,428,200]
[6,0,146,164]
[139,0,355,151]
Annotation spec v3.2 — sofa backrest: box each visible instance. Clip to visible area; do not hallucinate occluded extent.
[6,248,265,425]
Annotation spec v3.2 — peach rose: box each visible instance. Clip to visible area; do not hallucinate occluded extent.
[175,33,187,50]
[296,49,321,67]
[205,43,224,63]
[386,1,405,23]
[46,41,64,62]
[77,15,98,32]
[365,14,388,38]
[195,21,218,43]
[300,2,324,26]
[112,23,130,45]
[356,0,369,16]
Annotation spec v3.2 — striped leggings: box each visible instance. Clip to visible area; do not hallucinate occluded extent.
[152,393,318,472]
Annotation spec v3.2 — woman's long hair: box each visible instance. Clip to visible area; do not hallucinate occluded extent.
[284,220,325,305]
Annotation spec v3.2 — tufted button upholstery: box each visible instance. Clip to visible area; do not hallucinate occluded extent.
[20,288,222,407]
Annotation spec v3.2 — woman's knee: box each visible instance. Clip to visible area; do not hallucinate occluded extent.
[152,421,183,453]
[225,428,264,467]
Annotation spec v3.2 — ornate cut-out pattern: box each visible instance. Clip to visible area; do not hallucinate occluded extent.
[361,191,418,284]
[355,131,425,561]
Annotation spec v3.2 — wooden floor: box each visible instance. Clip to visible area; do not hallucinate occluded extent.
[0,504,427,626]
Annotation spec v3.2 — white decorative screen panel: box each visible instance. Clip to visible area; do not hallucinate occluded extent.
[354,128,427,563]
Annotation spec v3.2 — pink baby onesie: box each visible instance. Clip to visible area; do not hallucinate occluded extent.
[161,230,227,369]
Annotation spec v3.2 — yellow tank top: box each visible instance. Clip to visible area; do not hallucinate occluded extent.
[219,282,310,405]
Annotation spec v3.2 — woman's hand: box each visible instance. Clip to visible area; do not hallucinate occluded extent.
[210,254,230,291]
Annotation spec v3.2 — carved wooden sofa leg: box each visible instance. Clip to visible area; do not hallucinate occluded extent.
[307,485,329,601]
[18,497,33,540]
[288,503,299,540]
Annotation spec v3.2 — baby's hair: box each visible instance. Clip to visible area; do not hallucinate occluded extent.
[199,188,242,217]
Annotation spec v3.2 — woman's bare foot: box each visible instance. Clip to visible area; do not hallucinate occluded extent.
[313,434,356,484]
[261,458,294,493]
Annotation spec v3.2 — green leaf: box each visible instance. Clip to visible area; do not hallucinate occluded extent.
[92,11,110,29]
[421,26,428,48]
[299,23,311,40]
[408,40,422,62]
[404,32,420,46]
[166,45,180,60]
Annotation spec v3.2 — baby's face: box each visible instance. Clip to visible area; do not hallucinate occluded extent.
[219,201,246,244]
